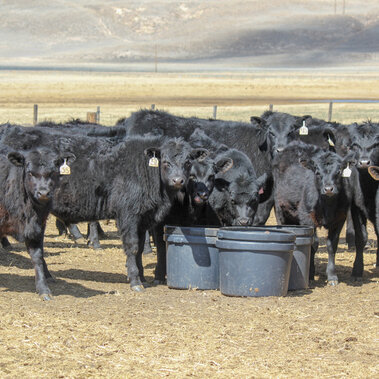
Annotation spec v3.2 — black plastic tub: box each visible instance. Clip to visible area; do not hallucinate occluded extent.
[164,226,219,290]
[216,227,295,297]
[259,226,314,290]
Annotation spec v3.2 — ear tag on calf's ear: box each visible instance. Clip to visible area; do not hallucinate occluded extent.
[342,164,351,178]
[60,159,71,175]
[149,152,159,167]
[299,121,308,136]
[328,135,335,147]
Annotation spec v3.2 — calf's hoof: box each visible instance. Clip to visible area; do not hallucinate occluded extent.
[352,276,363,283]
[328,280,338,286]
[40,293,53,301]
[131,284,145,292]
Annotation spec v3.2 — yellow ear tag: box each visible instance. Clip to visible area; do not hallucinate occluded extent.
[342,164,351,178]
[299,121,308,136]
[149,152,159,167]
[60,158,71,175]
[328,135,335,147]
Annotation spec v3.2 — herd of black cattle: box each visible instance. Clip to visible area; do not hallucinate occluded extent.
[0,109,378,300]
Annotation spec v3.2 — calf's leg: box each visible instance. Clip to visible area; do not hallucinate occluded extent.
[325,220,345,285]
[25,237,52,300]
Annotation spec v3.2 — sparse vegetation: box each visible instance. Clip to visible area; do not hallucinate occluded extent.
[0,70,378,125]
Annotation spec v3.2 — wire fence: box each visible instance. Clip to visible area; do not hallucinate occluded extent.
[2,100,379,127]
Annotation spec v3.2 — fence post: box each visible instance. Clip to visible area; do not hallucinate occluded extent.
[87,112,97,123]
[151,104,155,110]
[269,104,273,111]
[33,104,38,125]
[328,101,333,122]
[96,106,101,123]
[213,105,217,119]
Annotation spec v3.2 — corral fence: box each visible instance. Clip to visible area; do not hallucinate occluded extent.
[27,100,379,126]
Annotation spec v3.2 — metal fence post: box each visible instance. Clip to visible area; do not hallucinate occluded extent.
[213,105,217,119]
[33,104,38,125]
[328,101,333,122]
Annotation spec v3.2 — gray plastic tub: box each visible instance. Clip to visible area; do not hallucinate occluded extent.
[260,226,314,290]
[216,227,295,297]
[164,226,219,290]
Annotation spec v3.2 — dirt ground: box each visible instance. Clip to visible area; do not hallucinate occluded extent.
[0,214,377,378]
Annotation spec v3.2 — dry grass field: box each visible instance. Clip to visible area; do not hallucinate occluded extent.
[0,69,378,378]
[1,70,379,125]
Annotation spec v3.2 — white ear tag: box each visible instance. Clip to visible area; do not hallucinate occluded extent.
[299,121,308,136]
[328,135,335,147]
[149,152,159,167]
[60,158,71,175]
[342,164,351,178]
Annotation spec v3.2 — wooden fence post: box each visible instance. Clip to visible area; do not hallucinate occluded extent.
[33,104,38,125]
[328,101,333,122]
[213,105,217,119]
[87,112,97,124]
[269,104,273,111]
[151,104,155,110]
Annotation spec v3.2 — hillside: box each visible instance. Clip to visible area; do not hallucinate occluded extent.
[1,0,379,69]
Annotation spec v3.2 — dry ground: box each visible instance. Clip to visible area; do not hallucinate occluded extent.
[0,216,378,378]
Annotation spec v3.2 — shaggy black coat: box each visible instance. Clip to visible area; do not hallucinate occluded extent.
[272,141,361,284]
[122,109,273,224]
[0,146,68,299]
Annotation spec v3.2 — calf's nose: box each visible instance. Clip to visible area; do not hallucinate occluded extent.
[37,190,50,202]
[197,191,209,200]
[323,186,334,196]
[172,177,185,188]
[359,159,370,168]
[237,217,250,226]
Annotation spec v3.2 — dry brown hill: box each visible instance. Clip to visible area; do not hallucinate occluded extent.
[1,0,378,69]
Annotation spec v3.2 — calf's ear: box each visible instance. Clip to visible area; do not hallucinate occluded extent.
[190,148,209,161]
[343,151,357,167]
[55,152,77,167]
[215,157,233,174]
[368,166,379,181]
[8,152,25,167]
[250,116,266,128]
[144,147,161,159]
[296,115,312,127]
[256,173,272,203]
[299,157,316,172]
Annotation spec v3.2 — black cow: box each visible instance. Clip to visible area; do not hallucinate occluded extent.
[51,135,200,292]
[123,109,273,225]
[347,121,379,267]
[257,112,362,249]
[0,146,75,300]
[0,122,116,248]
[272,141,361,284]
[0,124,203,291]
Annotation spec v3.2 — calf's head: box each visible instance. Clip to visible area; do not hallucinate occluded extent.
[255,112,312,158]
[8,149,76,205]
[214,171,268,226]
[302,151,355,197]
[145,138,209,193]
[188,155,233,206]
[348,123,379,170]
